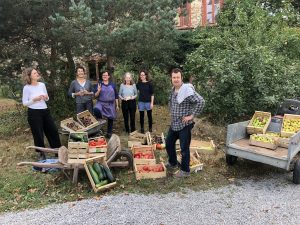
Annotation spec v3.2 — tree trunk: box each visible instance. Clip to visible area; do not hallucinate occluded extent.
[65,45,75,78]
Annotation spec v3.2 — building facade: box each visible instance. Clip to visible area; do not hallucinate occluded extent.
[176,0,224,29]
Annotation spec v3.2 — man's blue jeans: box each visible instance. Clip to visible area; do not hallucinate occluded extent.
[166,123,194,173]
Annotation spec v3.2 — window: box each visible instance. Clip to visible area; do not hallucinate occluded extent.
[202,0,224,26]
[179,2,192,28]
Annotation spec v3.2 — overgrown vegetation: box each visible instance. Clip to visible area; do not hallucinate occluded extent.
[185,0,300,122]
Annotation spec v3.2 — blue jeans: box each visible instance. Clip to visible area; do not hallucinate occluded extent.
[76,101,93,114]
[166,123,194,172]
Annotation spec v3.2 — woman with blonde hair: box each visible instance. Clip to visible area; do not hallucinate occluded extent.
[22,68,61,160]
[119,72,137,133]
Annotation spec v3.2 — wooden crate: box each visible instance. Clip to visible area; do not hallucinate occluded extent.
[60,117,85,133]
[247,111,271,134]
[68,132,89,163]
[280,114,300,138]
[132,145,156,165]
[129,131,147,144]
[84,156,117,193]
[134,163,166,180]
[249,134,278,150]
[177,150,203,173]
[88,136,107,153]
[128,141,142,148]
[77,110,100,130]
[278,137,290,148]
[176,139,216,154]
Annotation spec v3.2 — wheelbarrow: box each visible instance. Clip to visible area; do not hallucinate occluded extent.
[17,134,133,184]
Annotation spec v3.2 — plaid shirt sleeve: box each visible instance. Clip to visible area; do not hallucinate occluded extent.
[186,93,205,116]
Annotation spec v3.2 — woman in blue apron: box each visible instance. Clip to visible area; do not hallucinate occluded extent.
[94,71,119,138]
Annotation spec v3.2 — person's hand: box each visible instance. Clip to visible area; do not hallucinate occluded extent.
[78,90,84,96]
[97,83,101,92]
[33,95,43,102]
[83,89,90,95]
[116,105,119,111]
[182,115,194,123]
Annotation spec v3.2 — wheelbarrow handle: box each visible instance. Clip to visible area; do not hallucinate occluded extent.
[17,162,65,168]
[26,146,59,153]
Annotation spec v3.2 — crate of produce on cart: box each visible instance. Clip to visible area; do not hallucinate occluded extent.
[247,111,271,134]
[281,114,300,138]
[84,156,116,193]
[249,134,278,150]
[77,110,100,131]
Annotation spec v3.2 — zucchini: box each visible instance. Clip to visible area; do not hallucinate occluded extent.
[87,164,100,184]
[95,179,109,188]
[100,165,107,180]
[70,133,84,142]
[93,162,104,181]
[102,165,115,182]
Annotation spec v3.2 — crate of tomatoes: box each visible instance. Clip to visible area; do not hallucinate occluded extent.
[134,163,166,180]
[88,136,107,153]
[132,145,156,165]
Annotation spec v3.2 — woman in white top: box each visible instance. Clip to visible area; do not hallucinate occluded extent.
[22,68,61,160]
[119,72,137,133]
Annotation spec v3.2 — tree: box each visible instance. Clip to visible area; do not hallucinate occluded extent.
[185,0,300,122]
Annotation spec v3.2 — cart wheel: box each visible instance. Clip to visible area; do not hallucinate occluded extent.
[226,154,237,166]
[112,149,134,170]
[293,159,300,184]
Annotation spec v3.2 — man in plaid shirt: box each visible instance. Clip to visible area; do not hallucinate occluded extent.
[166,68,205,178]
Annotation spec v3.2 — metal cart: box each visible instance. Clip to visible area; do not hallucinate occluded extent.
[225,120,300,184]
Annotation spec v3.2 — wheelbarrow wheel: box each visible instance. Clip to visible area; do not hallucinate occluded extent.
[292,159,300,184]
[112,149,133,170]
[226,154,237,166]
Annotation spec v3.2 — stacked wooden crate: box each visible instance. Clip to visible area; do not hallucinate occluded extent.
[132,145,166,180]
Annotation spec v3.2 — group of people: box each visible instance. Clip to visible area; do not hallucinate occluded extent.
[22,66,204,178]
[67,66,154,138]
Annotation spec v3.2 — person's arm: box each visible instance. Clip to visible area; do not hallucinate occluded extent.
[42,83,49,101]
[94,83,101,97]
[131,84,138,100]
[149,82,154,109]
[118,84,124,100]
[22,86,43,106]
[182,94,205,123]
[68,81,76,98]
[113,84,119,110]
[84,80,94,96]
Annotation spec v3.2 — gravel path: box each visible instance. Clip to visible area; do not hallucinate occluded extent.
[1,174,299,225]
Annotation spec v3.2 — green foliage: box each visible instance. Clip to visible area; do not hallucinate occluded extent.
[185,0,300,122]
[150,67,171,105]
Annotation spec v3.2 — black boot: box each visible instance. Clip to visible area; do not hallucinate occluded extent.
[39,152,46,161]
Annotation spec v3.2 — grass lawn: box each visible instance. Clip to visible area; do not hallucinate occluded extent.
[0,100,287,213]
